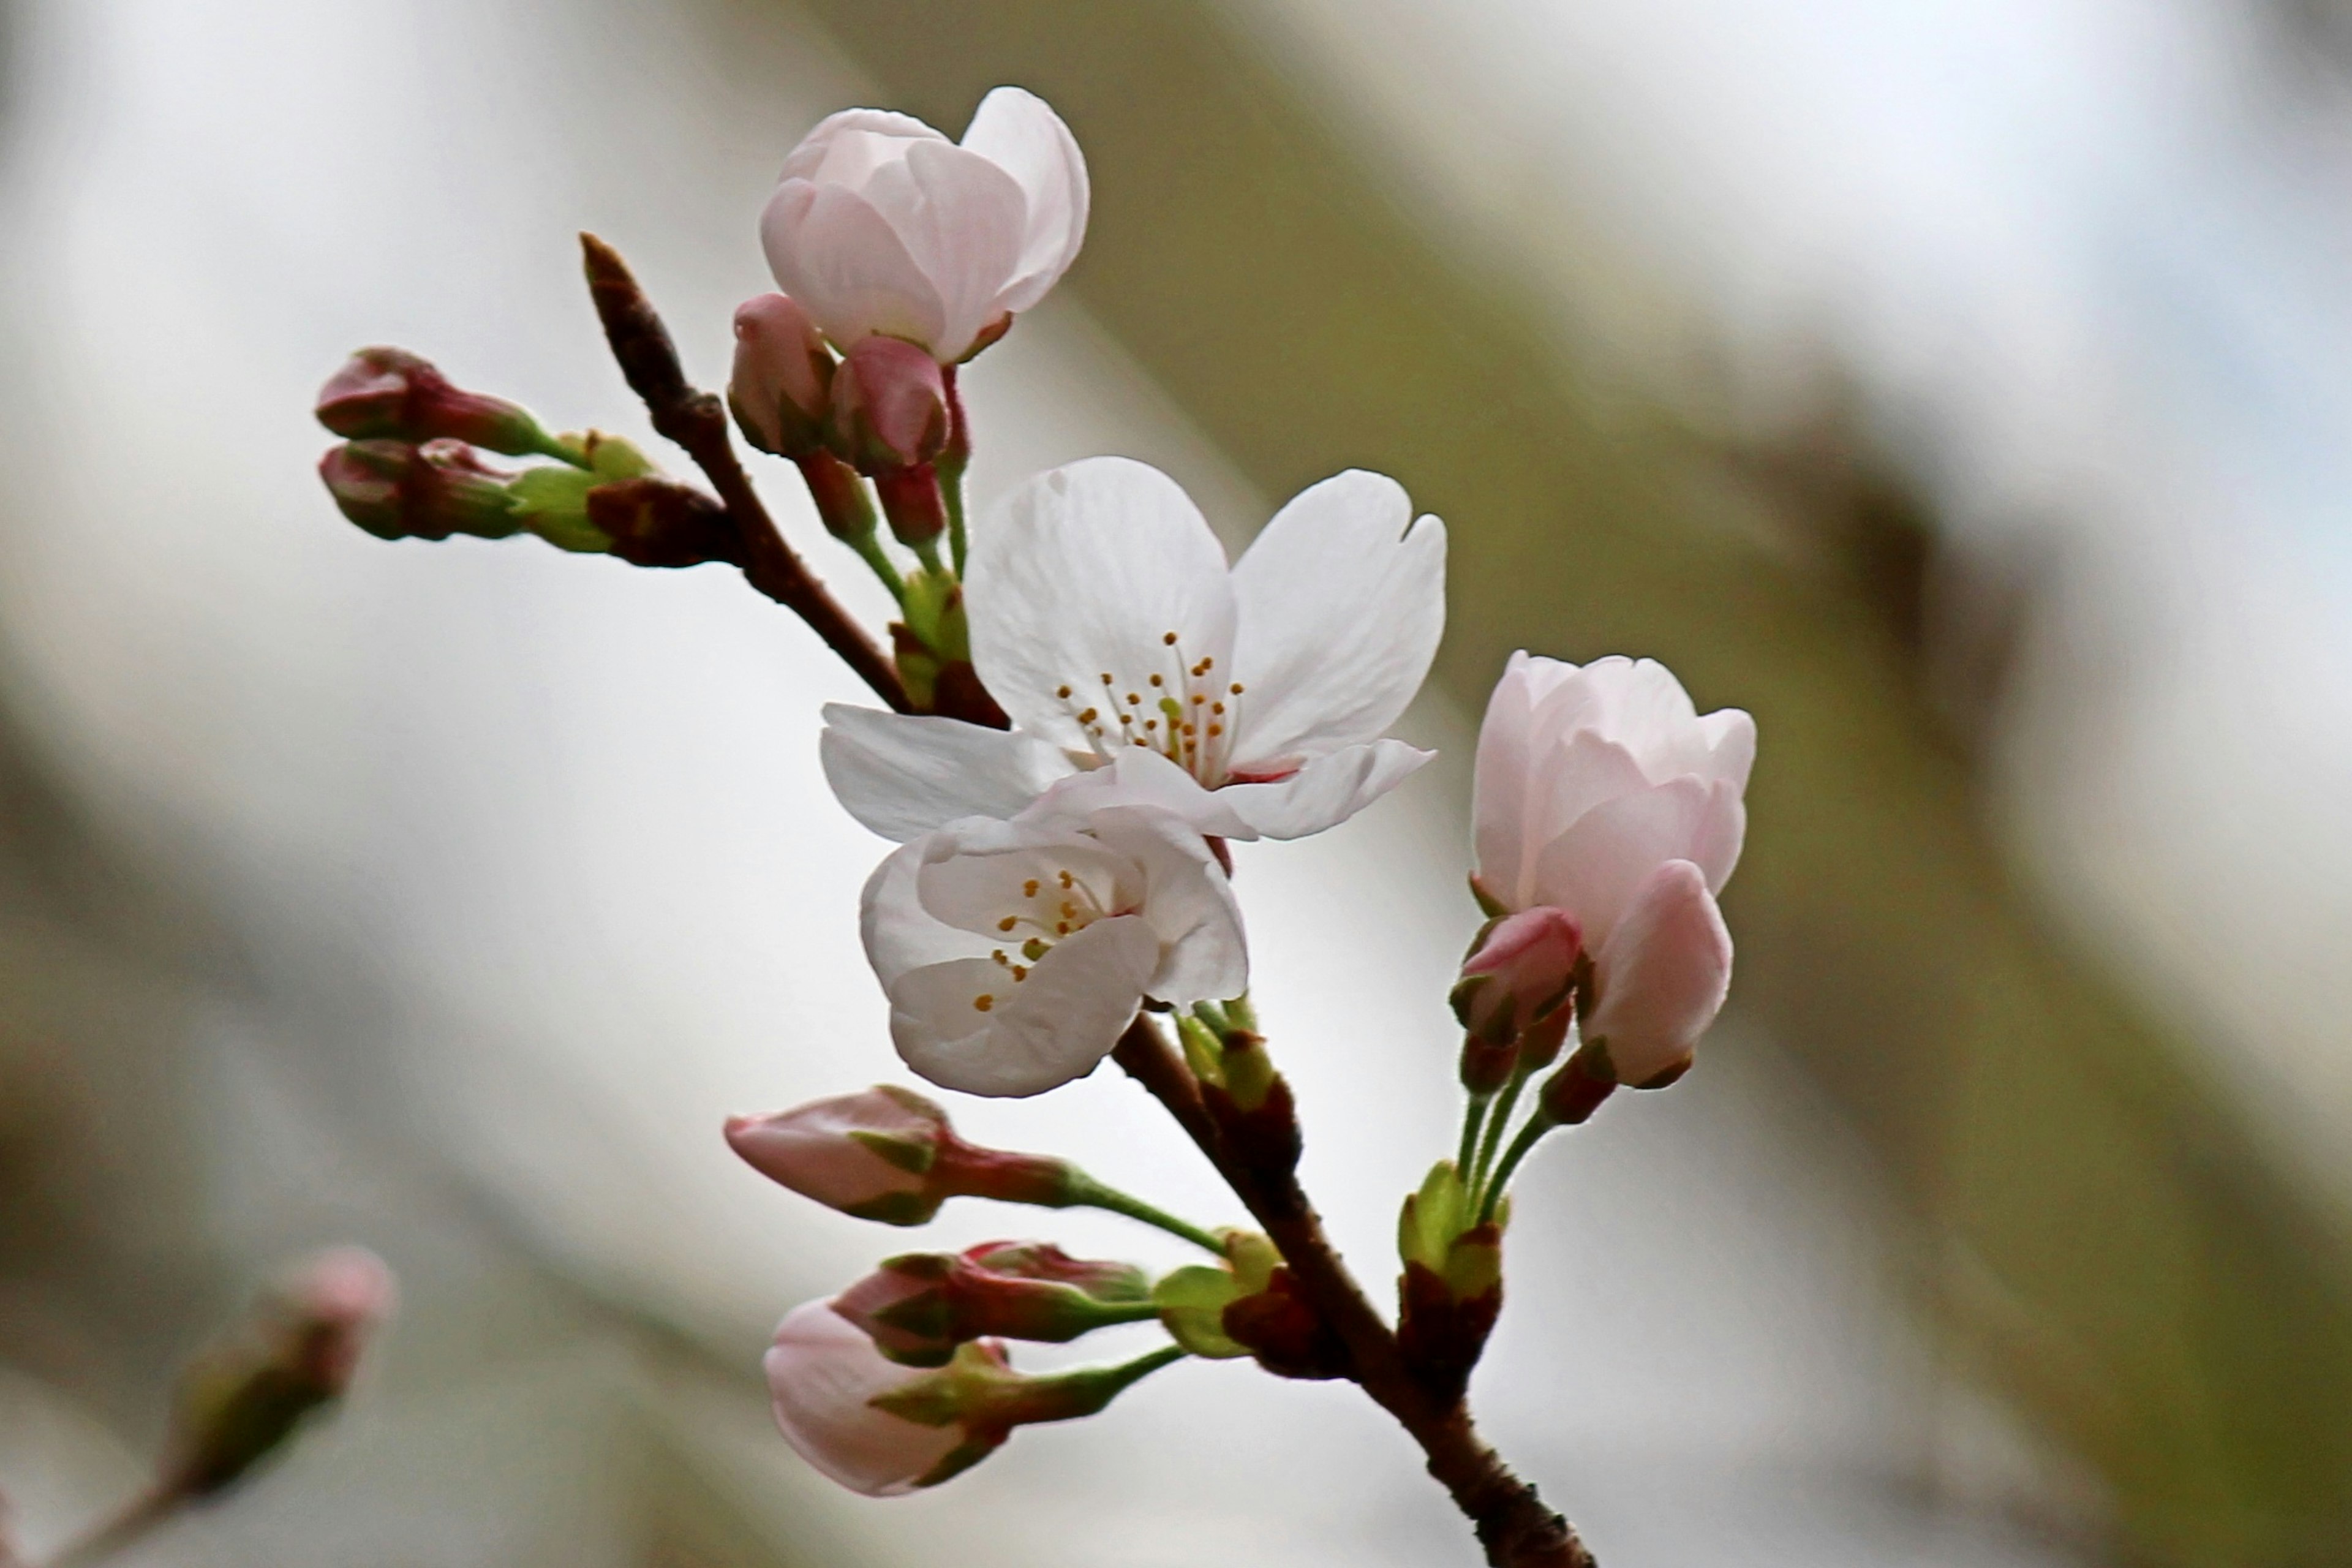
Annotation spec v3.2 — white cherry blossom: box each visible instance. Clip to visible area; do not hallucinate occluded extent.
[760,88,1088,363]
[1472,652,1755,1087]
[822,456,1446,843]
[861,804,1246,1097]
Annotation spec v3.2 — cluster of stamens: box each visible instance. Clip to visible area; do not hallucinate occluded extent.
[1050,630,1245,786]
[970,868,1110,1012]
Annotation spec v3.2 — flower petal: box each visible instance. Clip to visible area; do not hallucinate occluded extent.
[1229,470,1446,764]
[820,704,1077,842]
[1215,739,1433,840]
[1018,747,1257,839]
[959,86,1090,313]
[762,181,949,351]
[967,458,1237,755]
[888,918,1159,1096]
[861,839,991,990]
[1583,861,1732,1088]
[1085,807,1247,1002]
[861,139,1030,360]
[1526,777,1723,949]
[913,825,1138,941]
[766,1300,962,1498]
[780,109,947,185]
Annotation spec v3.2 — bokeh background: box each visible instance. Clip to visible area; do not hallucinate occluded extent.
[1,0,2348,1563]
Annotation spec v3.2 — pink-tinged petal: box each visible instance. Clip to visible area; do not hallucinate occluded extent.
[763,181,951,352]
[1229,471,1446,764]
[1687,780,1747,894]
[888,918,1159,1096]
[1215,739,1433,840]
[967,458,1237,755]
[821,704,1077,842]
[1517,731,1654,902]
[1696,706,1758,794]
[959,86,1089,312]
[1583,861,1732,1088]
[1525,777,1716,949]
[1471,652,1552,911]
[1085,807,1248,1002]
[725,1089,939,1211]
[780,109,948,185]
[766,1300,963,1496]
[861,140,1030,360]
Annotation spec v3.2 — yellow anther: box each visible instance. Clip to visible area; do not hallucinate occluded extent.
[1011,965,1029,981]
[1058,870,1075,889]
[1057,684,1073,699]
[974,995,995,1012]
[1023,879,1041,897]
[998,916,1019,932]
[1149,674,1164,687]
[1163,631,1179,645]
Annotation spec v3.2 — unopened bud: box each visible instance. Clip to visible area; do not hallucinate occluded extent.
[1452,908,1580,1046]
[1152,1230,1278,1360]
[163,1247,395,1497]
[834,1242,1153,1366]
[320,439,518,542]
[315,347,565,459]
[505,431,655,553]
[726,1085,1078,1226]
[1537,1044,1620,1126]
[729,295,834,458]
[766,1300,1181,1497]
[829,336,949,473]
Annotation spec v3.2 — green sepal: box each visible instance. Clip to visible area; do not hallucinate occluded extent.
[839,1189,946,1227]
[850,1128,938,1176]
[1468,875,1509,919]
[1398,1160,1471,1276]
[1153,1265,1250,1359]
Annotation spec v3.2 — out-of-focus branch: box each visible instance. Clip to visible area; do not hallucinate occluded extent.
[578,234,911,713]
[1110,1020,1594,1568]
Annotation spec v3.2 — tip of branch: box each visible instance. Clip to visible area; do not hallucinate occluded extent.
[579,230,628,288]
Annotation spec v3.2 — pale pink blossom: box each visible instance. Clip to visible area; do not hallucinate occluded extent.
[761,88,1088,363]
[728,294,833,458]
[1472,653,1754,1086]
[861,803,1246,1096]
[822,456,1445,843]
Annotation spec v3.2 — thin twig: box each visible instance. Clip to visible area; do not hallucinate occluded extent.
[578,233,910,712]
[1112,1019,1595,1568]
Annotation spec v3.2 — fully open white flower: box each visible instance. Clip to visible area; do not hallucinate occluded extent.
[1472,652,1755,1087]
[861,804,1246,1097]
[760,88,1088,363]
[823,456,1446,843]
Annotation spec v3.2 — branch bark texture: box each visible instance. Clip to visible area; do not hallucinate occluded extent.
[1111,1020,1595,1567]
[578,233,911,713]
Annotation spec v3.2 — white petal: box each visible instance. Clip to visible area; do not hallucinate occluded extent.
[1526,777,1719,950]
[762,181,949,351]
[860,840,990,990]
[820,704,1077,841]
[1085,807,1248,1002]
[1696,706,1758,795]
[967,458,1237,754]
[914,829,1137,940]
[861,140,1030,360]
[1583,861,1733,1087]
[780,108,946,185]
[1216,739,1433,841]
[1471,652,1551,910]
[889,918,1158,1096]
[1017,747,1257,840]
[1229,471,1445,764]
[959,86,1090,313]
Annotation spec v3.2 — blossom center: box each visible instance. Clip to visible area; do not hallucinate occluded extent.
[947,861,1129,1014]
[1047,630,1246,788]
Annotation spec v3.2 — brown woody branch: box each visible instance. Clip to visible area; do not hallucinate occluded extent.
[1111,1019,1594,1568]
[578,234,910,713]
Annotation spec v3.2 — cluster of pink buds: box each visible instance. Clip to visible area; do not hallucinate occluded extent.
[308,74,1756,1568]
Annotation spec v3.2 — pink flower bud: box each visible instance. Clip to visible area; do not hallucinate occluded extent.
[764,1300,981,1496]
[829,335,949,474]
[164,1246,396,1497]
[765,1295,1184,1498]
[832,1242,1153,1366]
[1451,907,1581,1046]
[1578,859,1732,1090]
[726,1086,1076,1224]
[728,294,834,458]
[320,439,518,542]
[315,347,560,459]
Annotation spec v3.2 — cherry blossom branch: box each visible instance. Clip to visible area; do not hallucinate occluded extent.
[1109,1019,1594,1568]
[578,233,911,714]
